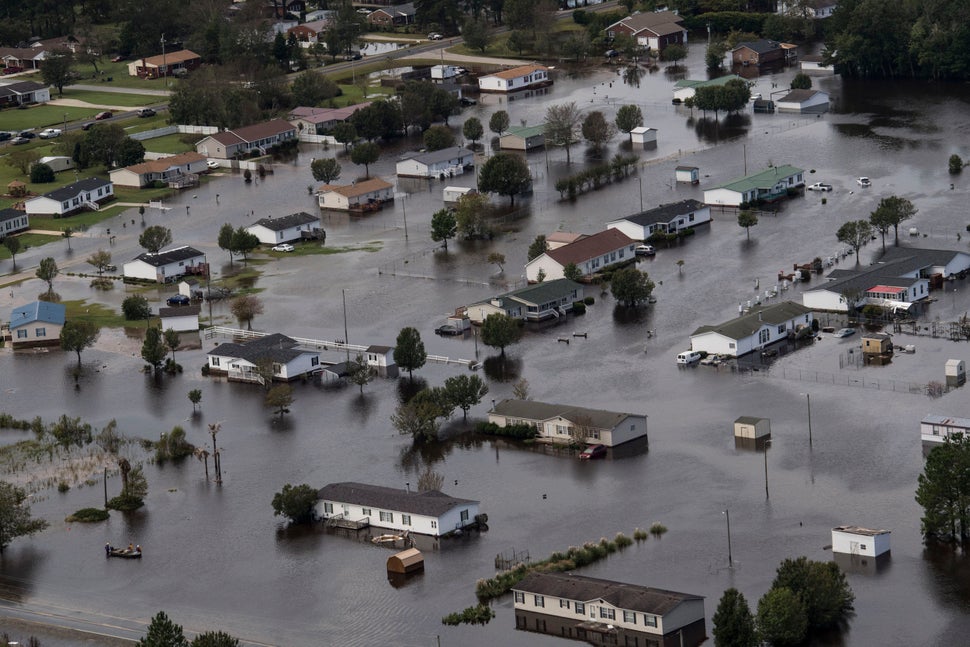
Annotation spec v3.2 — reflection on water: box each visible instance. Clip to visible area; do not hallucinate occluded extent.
[621,65,645,88]
[923,544,970,608]
[482,355,522,382]
[692,114,751,145]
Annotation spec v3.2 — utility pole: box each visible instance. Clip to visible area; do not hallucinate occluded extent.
[723,509,733,568]
[160,34,167,80]
[342,289,350,360]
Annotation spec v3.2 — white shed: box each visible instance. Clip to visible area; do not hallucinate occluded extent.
[734,416,770,439]
[159,305,201,332]
[675,165,699,184]
[35,156,75,173]
[443,186,475,203]
[945,359,966,386]
[630,126,657,147]
[831,526,891,558]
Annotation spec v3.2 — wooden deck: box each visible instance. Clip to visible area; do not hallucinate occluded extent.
[326,514,370,530]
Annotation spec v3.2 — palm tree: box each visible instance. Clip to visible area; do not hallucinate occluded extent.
[194,446,210,480]
[208,422,223,484]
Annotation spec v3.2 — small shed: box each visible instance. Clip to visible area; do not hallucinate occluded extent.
[831,526,891,558]
[945,359,966,387]
[675,165,699,184]
[443,186,476,203]
[178,278,204,300]
[734,416,770,440]
[387,548,424,574]
[861,332,893,355]
[630,126,658,148]
[499,124,546,151]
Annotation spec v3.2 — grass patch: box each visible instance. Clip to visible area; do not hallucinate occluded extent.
[58,89,163,108]
[72,59,181,92]
[66,507,110,523]
[141,132,195,155]
[123,114,173,134]
[0,105,103,132]
[62,300,127,328]
[0,234,60,259]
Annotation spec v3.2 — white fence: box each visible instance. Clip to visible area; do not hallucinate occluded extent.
[133,124,220,141]
[298,133,338,145]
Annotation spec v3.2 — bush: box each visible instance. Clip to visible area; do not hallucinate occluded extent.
[441,604,495,626]
[950,154,963,174]
[649,522,668,537]
[57,481,70,493]
[151,180,166,189]
[30,163,55,183]
[66,507,109,522]
[583,296,594,305]
[106,494,144,511]
[572,301,586,315]
[633,527,648,541]
[476,421,538,439]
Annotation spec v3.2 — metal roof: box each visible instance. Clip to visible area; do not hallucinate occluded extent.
[712,165,804,193]
[513,572,702,616]
[9,301,65,329]
[316,482,478,517]
[399,147,474,166]
[491,399,643,430]
[502,124,546,139]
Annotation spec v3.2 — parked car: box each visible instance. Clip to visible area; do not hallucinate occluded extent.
[806,182,832,192]
[0,132,11,142]
[459,97,477,107]
[110,55,125,62]
[2,66,23,75]
[38,128,62,139]
[578,444,607,460]
[676,351,702,365]
[435,324,461,336]
[18,131,36,139]
[81,122,94,131]
[104,264,117,272]
[166,294,191,306]
[94,111,113,120]
[605,49,619,58]
[834,328,856,338]
[856,176,871,187]
[428,33,444,40]
[206,160,220,170]
[10,137,29,145]
[272,243,295,252]
[635,244,656,256]
[137,108,156,117]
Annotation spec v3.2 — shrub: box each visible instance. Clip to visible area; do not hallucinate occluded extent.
[57,481,70,493]
[441,604,495,626]
[66,507,109,522]
[201,363,211,376]
[949,154,963,174]
[633,527,649,541]
[151,180,166,189]
[649,522,668,537]
[30,163,55,183]
[584,296,594,305]
[106,494,143,511]
[615,532,633,548]
[572,301,586,315]
[476,421,538,439]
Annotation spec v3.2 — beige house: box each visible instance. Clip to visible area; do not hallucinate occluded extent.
[109,152,208,188]
[488,399,647,448]
[317,177,394,211]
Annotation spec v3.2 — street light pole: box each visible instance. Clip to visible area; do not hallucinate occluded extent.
[723,509,733,568]
[763,439,772,499]
[806,393,813,447]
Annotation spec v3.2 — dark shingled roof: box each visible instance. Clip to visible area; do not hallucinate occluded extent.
[131,246,204,267]
[159,305,201,318]
[513,572,702,616]
[316,482,478,517]
[39,177,111,202]
[612,199,707,227]
[252,211,318,232]
[809,248,970,297]
[734,39,783,55]
[491,399,642,430]
[207,333,308,364]
[544,229,636,266]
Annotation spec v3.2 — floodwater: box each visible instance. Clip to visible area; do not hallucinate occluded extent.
[3,45,970,646]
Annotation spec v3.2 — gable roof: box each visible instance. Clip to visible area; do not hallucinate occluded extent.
[492,399,642,430]
[10,301,66,329]
[514,572,702,616]
[209,119,297,146]
[207,333,309,364]
[318,177,393,197]
[608,10,684,32]
[502,124,546,139]
[544,229,636,267]
[674,74,743,89]
[546,232,586,245]
[610,199,707,227]
[482,64,548,80]
[316,482,478,517]
[139,49,200,67]
[399,147,474,166]
[366,344,393,354]
[0,208,26,224]
[713,165,804,193]
[809,248,968,297]
[733,39,783,55]
[777,89,827,103]
[33,177,111,202]
[251,211,319,231]
[484,279,584,310]
[159,305,201,318]
[0,80,47,95]
[691,301,812,340]
[117,152,206,175]
[130,245,204,267]
[288,102,371,124]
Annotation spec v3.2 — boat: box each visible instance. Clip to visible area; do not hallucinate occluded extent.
[371,530,409,545]
[106,544,142,559]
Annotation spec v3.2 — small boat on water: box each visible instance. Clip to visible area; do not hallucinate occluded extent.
[371,530,409,545]
[106,543,142,559]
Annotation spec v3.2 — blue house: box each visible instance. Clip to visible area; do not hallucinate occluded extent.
[8,301,66,348]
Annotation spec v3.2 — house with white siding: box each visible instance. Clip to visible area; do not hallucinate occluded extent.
[317,177,394,210]
[831,526,891,558]
[465,279,584,324]
[396,147,474,179]
[0,80,50,106]
[365,344,397,377]
[488,399,647,448]
[315,482,480,537]
[195,119,298,160]
[159,305,200,332]
[525,229,636,282]
[478,65,551,93]
[24,178,114,216]
[123,246,207,283]
[8,301,65,349]
[775,89,830,113]
[690,301,814,357]
[0,208,29,239]
[288,102,370,133]
[512,572,706,647]
[246,212,321,244]
[607,199,711,240]
[109,152,208,188]
[206,333,322,383]
[921,414,970,445]
[703,165,804,207]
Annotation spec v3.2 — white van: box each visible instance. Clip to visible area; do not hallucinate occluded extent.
[676,351,701,365]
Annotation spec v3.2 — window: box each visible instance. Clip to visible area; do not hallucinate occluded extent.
[379,511,393,522]
[729,342,736,349]
[778,325,786,334]
[323,502,333,513]
[623,610,636,624]
[556,424,568,435]
[17,329,27,339]
[311,356,319,366]
[600,607,615,620]
[575,602,585,615]
[211,357,220,366]
[460,509,469,522]
[643,614,657,627]
[759,329,770,344]
[560,599,570,609]
[35,327,46,337]
[860,543,867,550]
[534,595,544,608]
[516,614,527,629]
[514,591,525,604]
[402,514,411,526]
[272,363,282,375]
[689,213,695,222]
[430,520,437,528]
[361,508,371,516]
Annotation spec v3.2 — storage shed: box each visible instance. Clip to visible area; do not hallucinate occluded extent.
[630,126,657,148]
[945,359,966,387]
[387,548,424,574]
[831,526,891,558]
[861,333,893,355]
[443,186,476,203]
[734,416,771,440]
[675,165,699,184]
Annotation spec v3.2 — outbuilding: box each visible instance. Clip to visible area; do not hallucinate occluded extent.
[387,548,424,574]
[8,301,65,348]
[630,126,657,148]
[734,416,771,440]
[945,359,966,387]
[123,246,207,283]
[861,333,893,355]
[317,178,394,211]
[34,156,74,173]
[443,186,476,203]
[499,124,546,151]
[775,89,830,113]
[831,526,891,558]
[159,305,200,332]
[675,165,699,184]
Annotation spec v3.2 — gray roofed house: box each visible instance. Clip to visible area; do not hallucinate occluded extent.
[246,211,322,244]
[466,278,585,324]
[253,212,318,231]
[488,399,647,447]
[0,208,29,238]
[132,246,205,267]
[607,199,711,239]
[122,245,207,283]
[206,333,322,382]
[0,80,50,106]
[690,301,814,357]
[24,177,115,216]
[396,146,475,178]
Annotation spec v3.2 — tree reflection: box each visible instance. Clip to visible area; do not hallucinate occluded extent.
[612,304,654,326]
[622,65,645,88]
[693,113,751,145]
[482,355,521,382]
[397,431,486,471]
[397,376,428,404]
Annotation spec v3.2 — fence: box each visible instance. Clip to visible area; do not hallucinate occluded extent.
[298,133,338,145]
[132,124,219,141]
[739,363,948,397]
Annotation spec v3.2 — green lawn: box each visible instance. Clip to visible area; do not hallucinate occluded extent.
[71,60,180,92]
[0,105,102,132]
[62,299,127,328]
[57,89,164,108]
[0,233,60,260]
[141,133,195,155]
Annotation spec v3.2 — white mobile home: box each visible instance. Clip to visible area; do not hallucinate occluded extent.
[24,177,114,216]
[246,211,321,244]
[443,186,476,203]
[607,199,710,240]
[525,229,636,282]
[921,414,970,445]
[478,64,550,93]
[465,279,584,324]
[35,156,74,173]
[703,165,804,207]
[396,147,474,179]
[488,399,647,447]
[690,301,814,357]
[206,333,322,383]
[123,246,207,283]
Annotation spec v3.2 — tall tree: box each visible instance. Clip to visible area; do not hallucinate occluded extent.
[87,249,112,275]
[610,267,655,307]
[463,117,484,148]
[290,70,340,106]
[60,321,101,368]
[615,104,644,142]
[0,481,49,555]
[230,227,260,262]
[454,192,491,240]
[3,237,21,271]
[756,587,807,647]
[481,313,522,356]
[581,110,616,150]
[141,327,167,373]
[188,389,202,412]
[712,588,757,647]
[462,17,490,53]
[163,328,180,362]
[870,195,917,246]
[478,153,532,206]
[217,223,235,264]
[488,110,510,136]
[41,48,74,96]
[443,374,489,421]
[139,226,173,254]
[423,125,455,151]
[393,327,427,379]
[36,257,59,298]
[430,208,457,251]
[311,158,341,183]
[265,384,294,419]
[136,611,188,647]
[350,142,380,178]
[771,557,855,632]
[738,210,758,240]
[348,353,374,393]
[332,122,357,152]
[916,432,970,543]
[230,295,264,330]
[527,235,548,261]
[544,102,583,163]
[391,390,444,443]
[836,220,873,264]
[271,483,318,524]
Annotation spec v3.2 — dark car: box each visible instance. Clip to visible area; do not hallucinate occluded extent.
[166,294,191,306]
[0,132,11,142]
[435,324,461,336]
[459,97,477,107]
[137,108,156,118]
[18,131,36,139]
[579,444,607,460]
[81,122,94,131]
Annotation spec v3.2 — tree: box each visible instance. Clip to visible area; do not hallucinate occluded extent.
[771,557,855,631]
[738,210,758,240]
[188,389,202,412]
[454,192,491,240]
[60,321,100,368]
[431,208,458,251]
[230,295,264,330]
[290,70,340,106]
[87,249,112,275]
[481,312,522,356]
[139,226,173,254]
[230,227,260,262]
[271,483,318,523]
[30,162,55,184]
[707,41,728,70]
[581,110,616,150]
[348,353,375,393]
[163,328,180,362]
[506,30,530,56]
[917,432,970,543]
[141,327,167,372]
[949,154,963,174]
[443,374,489,421]
[790,72,812,89]
[756,587,807,647]
[527,235,548,261]
[5,149,40,175]
[136,611,188,647]
[0,481,49,555]
[332,122,357,152]
[660,44,687,63]
[487,252,505,272]
[123,295,151,321]
[41,48,74,96]
[417,467,444,492]
[870,195,917,246]
[36,257,59,298]
[463,117,484,147]
[610,267,655,307]
[712,588,757,647]
[423,125,455,151]
[217,223,235,264]
[350,141,380,178]
[462,17,490,53]
[394,327,427,379]
[265,384,294,419]
[79,123,128,169]
[62,226,74,251]
[391,392,443,443]
[563,262,583,281]
[544,102,583,163]
[190,631,240,647]
[836,220,874,264]
[311,158,341,183]
[350,100,403,141]
[615,104,644,142]
[116,138,146,167]
[488,110,510,136]
[478,153,532,206]
[3,237,21,271]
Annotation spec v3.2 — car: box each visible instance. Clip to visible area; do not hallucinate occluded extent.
[272,243,295,252]
[833,328,856,338]
[806,182,832,192]
[10,137,29,145]
[95,111,113,120]
[356,7,372,14]
[435,324,461,336]
[605,49,619,58]
[81,122,94,131]
[635,244,656,256]
[18,131,36,139]
[104,264,117,272]
[137,108,156,118]
[0,132,10,142]
[856,176,871,187]
[166,294,191,306]
[206,160,220,170]
[428,33,443,40]
[578,444,607,460]
[459,97,477,107]
[38,128,62,139]
[677,351,702,365]
[2,66,23,75]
